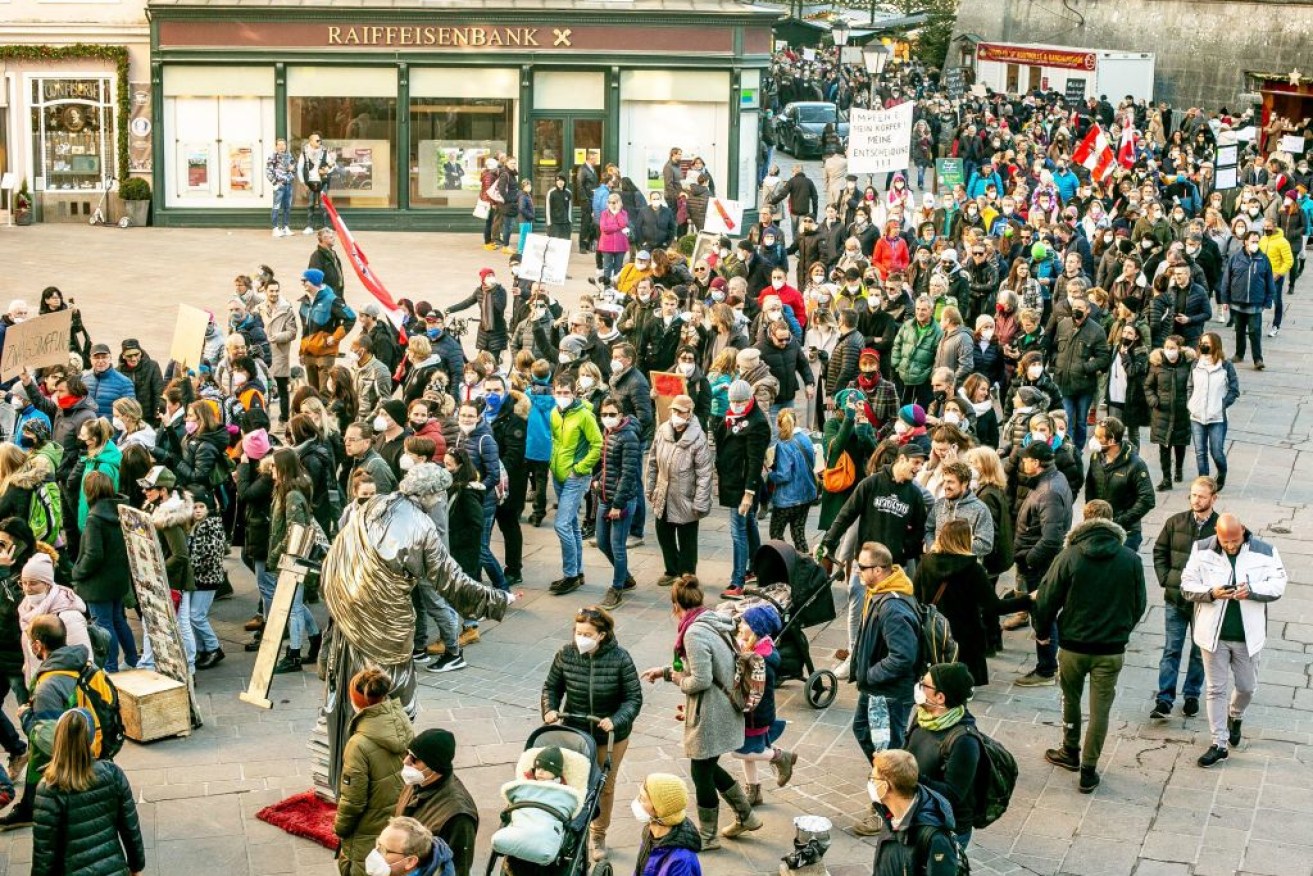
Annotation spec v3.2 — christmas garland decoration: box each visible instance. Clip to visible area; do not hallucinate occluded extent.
[0,43,131,184]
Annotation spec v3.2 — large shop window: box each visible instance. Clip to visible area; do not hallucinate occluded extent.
[289,67,398,209]
[618,71,729,199]
[409,68,516,209]
[162,66,276,208]
[29,76,116,192]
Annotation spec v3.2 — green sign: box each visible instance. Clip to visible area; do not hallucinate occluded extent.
[936,158,964,191]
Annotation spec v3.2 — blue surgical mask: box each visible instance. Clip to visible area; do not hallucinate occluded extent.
[484,392,504,414]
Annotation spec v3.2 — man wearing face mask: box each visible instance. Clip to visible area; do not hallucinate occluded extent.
[371,400,412,483]
[547,377,604,595]
[714,380,770,598]
[1220,230,1275,368]
[618,276,660,346]
[363,817,453,876]
[447,268,509,363]
[395,729,478,876]
[635,191,676,252]
[1050,297,1110,452]
[638,291,684,375]
[817,203,847,270]
[1084,416,1156,551]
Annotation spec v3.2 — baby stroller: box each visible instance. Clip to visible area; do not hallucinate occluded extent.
[486,717,614,876]
[747,540,839,709]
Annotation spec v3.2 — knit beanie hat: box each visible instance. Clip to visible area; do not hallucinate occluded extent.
[929,662,975,708]
[409,729,456,774]
[533,746,564,779]
[643,773,689,826]
[21,553,55,587]
[727,379,753,404]
[899,403,926,427]
[241,428,272,461]
[741,604,782,640]
[379,399,408,428]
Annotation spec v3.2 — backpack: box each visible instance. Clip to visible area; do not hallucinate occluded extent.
[938,724,1019,829]
[914,824,970,875]
[711,628,766,714]
[821,449,856,493]
[915,583,960,676]
[27,481,64,546]
[39,664,126,760]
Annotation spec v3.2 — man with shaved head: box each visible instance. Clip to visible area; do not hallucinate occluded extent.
[1181,513,1287,767]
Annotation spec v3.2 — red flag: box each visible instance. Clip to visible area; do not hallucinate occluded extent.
[1072,124,1115,182]
[321,195,407,341]
[1117,123,1137,168]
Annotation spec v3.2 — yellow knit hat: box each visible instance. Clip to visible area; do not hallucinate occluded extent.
[643,773,688,825]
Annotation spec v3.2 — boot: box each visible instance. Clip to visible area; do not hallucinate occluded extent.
[303,633,322,664]
[1175,461,1184,483]
[697,807,722,850]
[1157,477,1172,492]
[273,648,303,674]
[589,827,607,863]
[0,782,35,831]
[746,783,763,806]
[771,748,798,787]
[719,783,763,838]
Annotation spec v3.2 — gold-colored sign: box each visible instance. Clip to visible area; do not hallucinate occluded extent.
[327,25,546,47]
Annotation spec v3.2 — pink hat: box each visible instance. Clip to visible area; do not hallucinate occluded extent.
[242,428,272,460]
[22,553,55,586]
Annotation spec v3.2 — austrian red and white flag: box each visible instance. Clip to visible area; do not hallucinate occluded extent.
[1072,124,1115,182]
[322,195,407,341]
[1116,121,1137,168]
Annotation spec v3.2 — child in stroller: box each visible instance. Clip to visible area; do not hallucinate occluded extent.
[490,746,588,867]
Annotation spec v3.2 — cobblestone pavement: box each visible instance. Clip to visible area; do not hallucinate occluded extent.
[1,222,1311,876]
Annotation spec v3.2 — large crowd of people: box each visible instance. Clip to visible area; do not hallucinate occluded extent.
[0,47,1302,876]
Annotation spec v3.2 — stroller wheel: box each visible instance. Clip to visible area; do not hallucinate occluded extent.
[589,862,613,876]
[805,669,839,709]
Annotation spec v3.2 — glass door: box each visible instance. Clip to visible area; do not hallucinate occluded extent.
[531,113,605,219]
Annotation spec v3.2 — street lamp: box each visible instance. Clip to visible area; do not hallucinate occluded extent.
[831,18,850,48]
[863,44,888,107]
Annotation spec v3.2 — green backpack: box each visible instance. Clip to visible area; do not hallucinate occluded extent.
[28,481,64,545]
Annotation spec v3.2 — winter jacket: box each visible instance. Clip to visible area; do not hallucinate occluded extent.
[1153,509,1218,610]
[0,573,25,678]
[454,419,501,495]
[541,634,643,744]
[913,552,1008,686]
[1220,249,1276,310]
[905,712,983,834]
[851,574,919,699]
[1187,357,1240,425]
[431,331,468,390]
[925,490,994,558]
[608,366,654,443]
[1051,315,1111,398]
[823,466,928,566]
[175,426,230,510]
[1103,344,1149,429]
[1013,464,1074,582]
[446,483,484,579]
[1033,518,1147,655]
[24,644,90,769]
[755,338,813,399]
[19,583,90,682]
[396,772,478,876]
[117,352,165,421]
[870,784,960,876]
[354,357,392,420]
[826,328,864,392]
[596,416,641,508]
[308,243,346,299]
[872,235,910,280]
[646,416,714,526]
[335,697,415,876]
[149,494,195,592]
[236,459,273,564]
[82,367,135,420]
[1258,231,1294,278]
[256,299,298,378]
[549,400,603,484]
[298,286,356,358]
[767,431,817,509]
[933,325,975,384]
[523,382,555,463]
[28,394,96,484]
[1181,530,1286,654]
[639,316,685,375]
[678,611,744,760]
[597,208,631,254]
[1144,348,1195,446]
[712,403,770,506]
[32,759,145,876]
[70,495,132,604]
[892,319,942,386]
[634,205,677,250]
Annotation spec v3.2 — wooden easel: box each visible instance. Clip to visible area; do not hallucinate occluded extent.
[239,555,312,709]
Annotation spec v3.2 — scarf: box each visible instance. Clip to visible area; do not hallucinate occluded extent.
[896,425,926,446]
[56,393,83,411]
[724,396,756,429]
[916,705,966,732]
[673,606,708,660]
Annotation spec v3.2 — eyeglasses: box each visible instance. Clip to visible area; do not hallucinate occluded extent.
[856,562,886,572]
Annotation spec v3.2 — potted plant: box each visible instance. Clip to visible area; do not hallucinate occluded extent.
[14,180,33,226]
[119,177,151,227]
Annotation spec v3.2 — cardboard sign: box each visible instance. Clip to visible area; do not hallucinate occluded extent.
[0,309,73,381]
[650,371,688,425]
[935,158,964,191]
[942,67,966,100]
[118,505,203,729]
[169,304,211,372]
[1279,134,1305,154]
[1065,77,1087,104]
[703,197,745,235]
[520,233,571,286]
[847,102,914,174]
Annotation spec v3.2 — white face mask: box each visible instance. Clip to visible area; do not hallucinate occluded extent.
[555,395,573,410]
[399,455,416,472]
[602,415,620,430]
[631,798,652,824]
[729,401,749,415]
[980,329,994,342]
[233,373,248,388]
[678,363,695,377]
[610,360,625,374]
[401,765,427,786]
[458,422,476,435]
[894,421,910,435]
[1027,365,1043,380]
[112,417,126,432]
[944,412,962,425]
[1164,348,1180,362]
[372,416,389,432]
[1247,243,1260,254]
[669,414,688,429]
[914,684,928,706]
[575,635,599,654]
[364,850,394,876]
[579,376,596,390]
[867,780,884,804]
[771,279,785,289]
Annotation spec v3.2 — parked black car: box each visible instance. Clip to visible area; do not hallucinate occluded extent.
[773,102,850,158]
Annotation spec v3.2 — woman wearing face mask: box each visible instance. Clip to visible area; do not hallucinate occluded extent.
[541,605,642,861]
[66,416,122,536]
[1186,332,1240,491]
[171,400,230,514]
[593,397,641,609]
[17,550,90,681]
[631,773,700,875]
[1001,351,1059,421]
[801,307,838,431]
[961,374,998,449]
[970,314,1004,391]
[647,394,713,584]
[441,447,484,587]
[335,667,415,876]
[1144,335,1196,491]
[1104,322,1149,450]
[111,398,155,450]
[713,380,770,599]
[266,448,321,673]
[224,356,267,422]
[902,661,982,850]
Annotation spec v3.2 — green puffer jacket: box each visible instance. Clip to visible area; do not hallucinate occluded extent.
[335,697,414,876]
[549,400,603,484]
[890,318,942,387]
[32,760,146,876]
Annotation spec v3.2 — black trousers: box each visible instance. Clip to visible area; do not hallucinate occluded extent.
[656,517,699,576]
[496,474,529,575]
[690,755,736,808]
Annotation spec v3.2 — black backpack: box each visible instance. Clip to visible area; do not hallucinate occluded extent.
[914,582,960,676]
[938,724,1018,829]
[914,824,970,875]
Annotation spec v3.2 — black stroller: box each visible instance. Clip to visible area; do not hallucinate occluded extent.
[747,540,840,709]
[486,717,614,876]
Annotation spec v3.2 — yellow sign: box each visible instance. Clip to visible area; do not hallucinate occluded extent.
[327,25,550,47]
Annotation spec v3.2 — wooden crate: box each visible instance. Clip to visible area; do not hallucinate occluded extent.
[113,669,191,743]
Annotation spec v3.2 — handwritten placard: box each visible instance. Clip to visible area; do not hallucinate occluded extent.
[0,309,73,381]
[846,102,914,174]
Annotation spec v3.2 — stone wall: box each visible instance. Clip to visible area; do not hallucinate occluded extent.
[951,0,1313,109]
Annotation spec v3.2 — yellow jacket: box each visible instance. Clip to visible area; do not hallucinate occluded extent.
[1259,232,1294,278]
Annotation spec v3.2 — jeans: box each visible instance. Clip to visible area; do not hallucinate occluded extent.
[1191,420,1227,478]
[852,692,912,761]
[1157,604,1205,707]
[1203,640,1258,748]
[87,599,138,673]
[728,504,760,587]
[1273,276,1285,329]
[1063,391,1095,453]
[412,583,461,651]
[500,213,515,247]
[517,221,532,252]
[1021,569,1059,675]
[1124,531,1143,552]
[306,185,325,230]
[1233,308,1263,361]
[596,499,636,589]
[479,493,507,591]
[483,210,497,244]
[600,251,624,285]
[1058,650,1124,768]
[554,474,591,577]
[655,517,699,576]
[139,590,197,673]
[189,590,221,653]
[0,673,28,757]
[271,183,292,229]
[287,581,319,650]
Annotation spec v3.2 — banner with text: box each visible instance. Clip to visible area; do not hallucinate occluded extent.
[0,309,73,381]
[846,102,914,175]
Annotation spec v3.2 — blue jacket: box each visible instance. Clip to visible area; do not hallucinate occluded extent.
[768,432,817,508]
[83,367,136,419]
[852,584,920,699]
[1051,169,1079,203]
[524,380,556,463]
[427,329,466,389]
[456,419,501,494]
[14,405,51,444]
[965,170,1003,199]
[1220,249,1276,309]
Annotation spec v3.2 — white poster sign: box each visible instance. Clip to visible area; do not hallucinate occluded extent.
[1279,134,1305,154]
[840,47,863,66]
[520,233,571,286]
[703,197,746,236]
[802,48,816,62]
[846,102,914,174]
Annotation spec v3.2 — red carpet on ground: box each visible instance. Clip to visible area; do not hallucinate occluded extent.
[256,790,341,850]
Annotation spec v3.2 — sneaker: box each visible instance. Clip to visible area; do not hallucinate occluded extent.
[7,750,28,783]
[1157,478,1172,492]
[1044,746,1081,772]
[851,809,883,836]
[600,588,623,609]
[1150,702,1172,721]
[426,651,468,673]
[627,535,645,549]
[656,574,677,587]
[501,246,515,254]
[622,575,637,590]
[1001,612,1030,631]
[0,809,33,831]
[1183,696,1199,717]
[483,242,499,251]
[282,227,293,237]
[425,641,447,656]
[272,228,282,238]
[1228,717,1242,747]
[1078,766,1100,793]
[1268,326,1280,337]
[834,657,850,680]
[411,649,432,665]
[1254,360,1266,371]
[504,572,524,587]
[554,575,585,596]
[721,584,746,600]
[458,628,481,647]
[1015,670,1056,687]
[1197,744,1228,768]
[303,226,314,235]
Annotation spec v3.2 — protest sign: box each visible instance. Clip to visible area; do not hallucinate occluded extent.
[650,371,688,425]
[0,309,72,381]
[703,197,745,236]
[169,304,211,372]
[519,233,572,286]
[935,158,964,191]
[943,67,966,100]
[846,102,914,174]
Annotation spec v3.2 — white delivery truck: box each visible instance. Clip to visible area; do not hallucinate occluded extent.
[971,42,1155,103]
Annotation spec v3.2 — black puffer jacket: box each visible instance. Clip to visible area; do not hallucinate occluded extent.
[295,437,339,534]
[1144,348,1195,447]
[32,760,146,876]
[826,328,864,392]
[1152,509,1217,609]
[175,426,230,508]
[1083,443,1155,536]
[1013,464,1073,580]
[755,338,813,399]
[236,459,274,564]
[712,404,770,507]
[595,416,641,508]
[541,635,643,743]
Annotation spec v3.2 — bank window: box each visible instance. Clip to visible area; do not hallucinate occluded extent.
[29,76,115,191]
[288,67,398,209]
[409,98,513,208]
